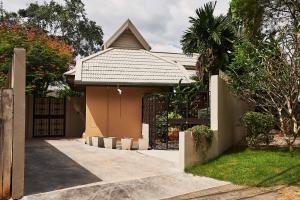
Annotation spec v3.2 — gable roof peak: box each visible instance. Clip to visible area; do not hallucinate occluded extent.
[103,19,151,51]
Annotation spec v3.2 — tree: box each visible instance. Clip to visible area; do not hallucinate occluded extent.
[0,0,19,23]
[18,0,103,56]
[0,22,73,95]
[181,1,235,81]
[230,0,300,38]
[230,0,265,39]
[228,0,300,150]
[227,32,300,151]
[263,0,300,33]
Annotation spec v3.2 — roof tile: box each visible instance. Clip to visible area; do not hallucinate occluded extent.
[76,49,192,85]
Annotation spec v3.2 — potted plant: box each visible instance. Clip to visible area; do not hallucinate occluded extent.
[168,112,182,141]
[187,125,213,150]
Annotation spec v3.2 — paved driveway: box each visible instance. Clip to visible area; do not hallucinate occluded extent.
[24,139,228,200]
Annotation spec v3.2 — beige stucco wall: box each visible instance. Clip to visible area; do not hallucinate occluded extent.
[179,131,219,171]
[211,75,250,154]
[179,75,250,170]
[85,86,160,140]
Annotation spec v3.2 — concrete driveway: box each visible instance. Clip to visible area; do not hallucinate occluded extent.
[24,139,228,200]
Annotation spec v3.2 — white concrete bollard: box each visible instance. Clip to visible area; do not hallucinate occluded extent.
[86,137,93,146]
[142,123,149,140]
[138,138,149,150]
[121,138,133,150]
[91,136,104,147]
[104,137,117,149]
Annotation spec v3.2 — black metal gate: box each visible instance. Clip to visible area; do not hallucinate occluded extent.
[142,92,210,150]
[33,97,66,137]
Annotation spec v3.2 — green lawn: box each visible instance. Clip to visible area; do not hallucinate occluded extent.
[186,147,300,187]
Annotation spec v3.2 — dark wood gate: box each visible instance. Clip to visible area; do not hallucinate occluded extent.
[33,97,66,137]
[142,92,210,150]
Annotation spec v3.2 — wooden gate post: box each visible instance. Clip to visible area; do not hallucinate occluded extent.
[2,89,13,198]
[0,89,13,199]
[11,48,26,199]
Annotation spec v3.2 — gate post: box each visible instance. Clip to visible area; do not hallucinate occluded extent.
[0,89,13,198]
[11,48,26,199]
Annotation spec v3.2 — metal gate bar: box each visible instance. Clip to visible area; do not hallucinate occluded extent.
[142,92,210,150]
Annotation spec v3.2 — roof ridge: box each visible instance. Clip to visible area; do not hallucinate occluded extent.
[143,50,192,83]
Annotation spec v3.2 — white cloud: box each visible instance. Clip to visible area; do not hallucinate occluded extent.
[2,0,230,52]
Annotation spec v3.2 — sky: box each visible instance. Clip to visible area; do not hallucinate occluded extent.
[2,0,230,53]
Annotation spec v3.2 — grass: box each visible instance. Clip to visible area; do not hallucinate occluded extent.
[186,147,300,187]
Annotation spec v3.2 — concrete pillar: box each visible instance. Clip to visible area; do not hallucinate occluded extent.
[11,48,26,199]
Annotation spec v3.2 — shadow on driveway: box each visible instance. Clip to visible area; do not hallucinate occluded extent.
[25,139,101,195]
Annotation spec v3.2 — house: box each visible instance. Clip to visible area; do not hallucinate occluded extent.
[70,19,198,140]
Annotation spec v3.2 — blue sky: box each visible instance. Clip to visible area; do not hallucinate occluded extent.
[3,0,230,52]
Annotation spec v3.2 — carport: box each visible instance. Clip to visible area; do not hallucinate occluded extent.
[24,138,179,195]
[24,139,228,200]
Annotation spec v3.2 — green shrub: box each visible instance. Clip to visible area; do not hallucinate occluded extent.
[241,111,274,147]
[187,125,213,149]
[168,112,182,120]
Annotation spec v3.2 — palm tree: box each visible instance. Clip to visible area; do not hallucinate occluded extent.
[181,1,235,81]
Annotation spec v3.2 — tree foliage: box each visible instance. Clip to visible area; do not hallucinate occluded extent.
[228,0,300,149]
[241,112,275,147]
[181,1,235,81]
[227,32,300,150]
[188,125,213,150]
[230,0,265,39]
[230,0,300,38]
[18,0,103,56]
[0,22,73,95]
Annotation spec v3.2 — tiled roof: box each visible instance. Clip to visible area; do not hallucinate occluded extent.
[186,70,197,78]
[75,48,192,85]
[151,52,198,67]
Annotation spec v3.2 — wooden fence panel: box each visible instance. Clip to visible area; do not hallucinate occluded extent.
[0,89,13,199]
[0,48,26,200]
[0,91,3,200]
[1,89,13,198]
